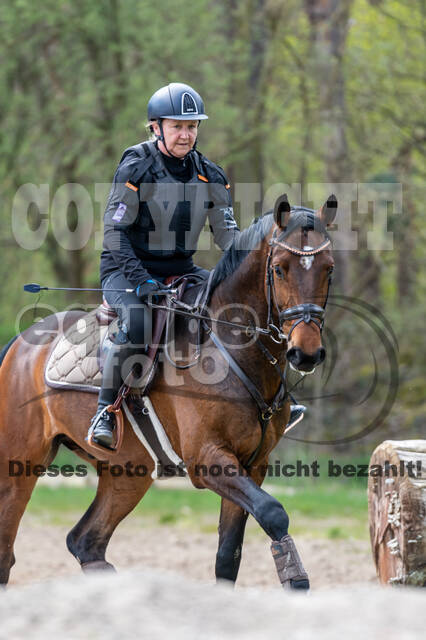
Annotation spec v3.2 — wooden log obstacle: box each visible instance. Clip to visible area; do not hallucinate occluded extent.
[368,440,426,586]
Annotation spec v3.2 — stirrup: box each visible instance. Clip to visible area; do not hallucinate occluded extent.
[284,404,306,434]
[91,407,116,446]
[86,404,124,455]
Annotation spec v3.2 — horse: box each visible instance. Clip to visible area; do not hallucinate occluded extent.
[0,194,337,589]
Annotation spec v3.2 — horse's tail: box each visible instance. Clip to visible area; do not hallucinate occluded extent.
[0,335,20,369]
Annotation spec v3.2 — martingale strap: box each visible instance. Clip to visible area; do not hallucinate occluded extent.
[204,323,288,469]
[205,325,273,417]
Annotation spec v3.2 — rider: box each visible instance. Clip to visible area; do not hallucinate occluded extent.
[89,82,304,448]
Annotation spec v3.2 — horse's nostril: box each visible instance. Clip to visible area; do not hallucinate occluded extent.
[286,346,326,370]
[286,347,297,364]
[316,347,326,364]
[286,347,302,366]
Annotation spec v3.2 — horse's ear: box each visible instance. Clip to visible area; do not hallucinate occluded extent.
[319,194,338,226]
[274,194,291,229]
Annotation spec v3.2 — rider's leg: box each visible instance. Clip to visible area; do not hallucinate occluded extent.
[88,271,152,447]
[89,332,134,447]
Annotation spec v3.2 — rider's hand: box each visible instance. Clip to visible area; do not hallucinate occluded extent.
[135,279,167,302]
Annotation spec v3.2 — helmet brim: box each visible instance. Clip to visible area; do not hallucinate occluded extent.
[156,114,208,121]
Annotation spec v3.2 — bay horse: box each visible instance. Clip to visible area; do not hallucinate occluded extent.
[0,194,337,589]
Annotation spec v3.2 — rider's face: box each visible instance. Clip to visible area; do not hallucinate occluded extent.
[153,119,198,158]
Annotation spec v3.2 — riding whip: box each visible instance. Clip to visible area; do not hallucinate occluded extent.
[23,283,177,295]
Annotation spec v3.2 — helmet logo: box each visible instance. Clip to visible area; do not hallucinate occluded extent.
[181,92,198,115]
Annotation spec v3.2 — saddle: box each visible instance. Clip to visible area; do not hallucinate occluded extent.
[45,275,195,392]
[45,273,208,463]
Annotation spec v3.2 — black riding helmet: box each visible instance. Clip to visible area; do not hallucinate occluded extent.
[147,83,208,159]
[147,83,208,121]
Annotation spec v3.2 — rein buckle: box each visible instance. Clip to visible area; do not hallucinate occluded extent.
[261,409,273,422]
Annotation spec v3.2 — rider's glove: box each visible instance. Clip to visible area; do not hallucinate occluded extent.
[135,279,167,302]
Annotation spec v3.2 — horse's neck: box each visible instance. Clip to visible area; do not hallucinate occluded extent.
[210,244,268,324]
[209,243,285,393]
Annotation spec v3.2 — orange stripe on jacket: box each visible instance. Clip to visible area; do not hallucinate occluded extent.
[197,174,208,182]
[125,181,138,192]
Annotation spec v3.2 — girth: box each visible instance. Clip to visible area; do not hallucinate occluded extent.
[204,323,288,469]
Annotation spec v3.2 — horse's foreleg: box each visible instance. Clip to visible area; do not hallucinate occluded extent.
[0,453,45,585]
[66,469,153,573]
[0,473,39,585]
[215,498,248,585]
[193,451,309,590]
[0,433,58,586]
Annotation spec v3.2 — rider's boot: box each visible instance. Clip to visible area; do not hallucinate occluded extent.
[285,404,306,432]
[88,338,134,448]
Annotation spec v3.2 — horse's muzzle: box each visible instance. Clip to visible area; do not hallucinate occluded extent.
[286,346,326,373]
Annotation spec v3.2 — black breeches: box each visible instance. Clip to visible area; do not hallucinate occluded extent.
[102,271,152,346]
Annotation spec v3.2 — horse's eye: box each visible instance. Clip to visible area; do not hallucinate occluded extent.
[274,265,285,279]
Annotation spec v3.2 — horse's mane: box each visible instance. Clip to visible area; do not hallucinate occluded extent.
[210,213,274,290]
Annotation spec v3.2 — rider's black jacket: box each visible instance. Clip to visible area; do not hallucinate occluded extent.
[100,140,238,286]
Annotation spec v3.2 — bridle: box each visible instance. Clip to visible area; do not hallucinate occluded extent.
[150,209,333,349]
[147,208,335,469]
[265,208,333,344]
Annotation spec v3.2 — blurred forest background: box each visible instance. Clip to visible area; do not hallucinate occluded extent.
[0,0,424,454]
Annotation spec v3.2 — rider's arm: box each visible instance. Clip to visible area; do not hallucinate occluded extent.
[103,158,152,288]
[207,175,239,251]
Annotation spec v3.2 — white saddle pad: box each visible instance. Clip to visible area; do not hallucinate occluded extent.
[45,309,118,392]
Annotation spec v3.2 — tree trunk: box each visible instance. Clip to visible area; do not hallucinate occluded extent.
[225,0,270,197]
[392,142,416,305]
[304,0,354,293]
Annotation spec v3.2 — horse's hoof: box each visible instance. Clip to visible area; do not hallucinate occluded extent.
[81,560,116,574]
[289,577,310,590]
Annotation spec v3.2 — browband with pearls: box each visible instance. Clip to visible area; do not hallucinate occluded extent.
[269,238,331,256]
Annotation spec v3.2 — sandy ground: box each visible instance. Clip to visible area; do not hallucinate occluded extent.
[4,507,423,639]
[2,567,423,640]
[8,474,378,589]
[10,514,377,590]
